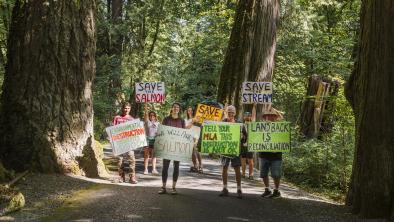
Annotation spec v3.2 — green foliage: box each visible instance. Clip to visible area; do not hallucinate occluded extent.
[284,88,355,200]
[274,0,360,200]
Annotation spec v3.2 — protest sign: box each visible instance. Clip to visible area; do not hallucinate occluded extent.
[154,125,194,162]
[241,82,273,104]
[247,121,291,152]
[106,119,147,156]
[195,104,224,124]
[201,123,240,155]
[135,82,165,103]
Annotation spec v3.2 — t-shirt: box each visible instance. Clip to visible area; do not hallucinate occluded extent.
[184,118,193,128]
[146,120,159,138]
[113,115,134,125]
[162,116,185,128]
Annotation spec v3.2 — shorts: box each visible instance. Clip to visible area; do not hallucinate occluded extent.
[147,138,155,149]
[241,151,254,159]
[221,156,241,168]
[259,157,282,179]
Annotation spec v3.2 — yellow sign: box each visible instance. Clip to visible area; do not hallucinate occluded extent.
[195,104,224,123]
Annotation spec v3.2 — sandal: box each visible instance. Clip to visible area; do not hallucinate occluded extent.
[189,166,198,172]
[198,167,203,174]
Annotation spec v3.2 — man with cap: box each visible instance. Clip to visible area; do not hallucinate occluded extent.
[241,111,254,180]
[260,107,284,198]
[219,105,247,199]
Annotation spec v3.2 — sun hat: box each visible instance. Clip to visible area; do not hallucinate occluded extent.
[227,105,236,113]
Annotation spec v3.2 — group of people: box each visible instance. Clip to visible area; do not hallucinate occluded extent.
[113,101,284,199]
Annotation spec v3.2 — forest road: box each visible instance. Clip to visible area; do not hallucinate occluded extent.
[40,146,366,222]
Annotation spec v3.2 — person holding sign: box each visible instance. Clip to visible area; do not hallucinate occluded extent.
[241,112,254,180]
[259,107,284,198]
[185,106,203,173]
[219,105,246,199]
[113,102,137,184]
[143,105,159,175]
[158,102,185,195]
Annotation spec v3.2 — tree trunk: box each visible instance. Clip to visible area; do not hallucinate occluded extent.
[345,0,394,219]
[0,0,106,177]
[217,0,279,118]
[108,0,124,112]
[299,75,339,138]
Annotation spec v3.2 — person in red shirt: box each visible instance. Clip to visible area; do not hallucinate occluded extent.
[114,102,138,184]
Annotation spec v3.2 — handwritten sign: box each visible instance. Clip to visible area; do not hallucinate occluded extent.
[135,82,165,103]
[154,125,194,162]
[242,82,273,104]
[247,121,291,152]
[195,104,224,124]
[201,123,240,155]
[106,120,147,156]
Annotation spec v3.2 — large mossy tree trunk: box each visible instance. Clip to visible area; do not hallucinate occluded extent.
[217,0,279,118]
[345,0,394,219]
[0,0,106,177]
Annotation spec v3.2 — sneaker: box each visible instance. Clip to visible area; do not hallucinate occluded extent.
[129,179,138,184]
[152,169,159,175]
[237,189,243,199]
[241,175,246,179]
[261,188,272,197]
[269,189,281,198]
[143,169,149,175]
[248,175,254,180]
[158,187,167,194]
[171,188,178,195]
[219,188,229,197]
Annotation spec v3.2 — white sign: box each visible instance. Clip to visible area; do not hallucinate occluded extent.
[135,82,165,103]
[242,82,273,104]
[154,125,194,162]
[106,119,147,156]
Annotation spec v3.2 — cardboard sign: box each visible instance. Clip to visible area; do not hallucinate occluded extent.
[106,119,147,156]
[201,123,240,155]
[154,125,194,162]
[242,82,273,104]
[135,82,165,103]
[247,121,291,152]
[195,104,224,124]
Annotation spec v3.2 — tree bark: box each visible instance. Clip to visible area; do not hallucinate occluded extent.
[345,0,394,219]
[0,0,106,177]
[217,0,279,118]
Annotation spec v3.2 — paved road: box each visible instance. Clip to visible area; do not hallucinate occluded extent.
[39,147,363,222]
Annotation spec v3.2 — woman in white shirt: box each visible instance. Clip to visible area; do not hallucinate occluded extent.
[144,106,159,175]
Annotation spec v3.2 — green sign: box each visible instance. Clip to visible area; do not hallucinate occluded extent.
[201,123,241,155]
[247,122,291,152]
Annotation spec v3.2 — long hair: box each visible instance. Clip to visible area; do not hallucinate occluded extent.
[186,106,194,119]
